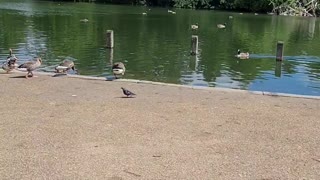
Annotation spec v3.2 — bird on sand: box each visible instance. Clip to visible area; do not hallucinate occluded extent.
[235,49,249,59]
[55,60,76,74]
[121,87,136,97]
[2,59,18,73]
[112,62,125,79]
[18,57,42,78]
[2,49,19,73]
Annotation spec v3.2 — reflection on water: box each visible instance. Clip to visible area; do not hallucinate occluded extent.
[0,1,320,95]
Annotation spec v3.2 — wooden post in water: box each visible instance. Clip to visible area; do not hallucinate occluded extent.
[106,30,114,49]
[109,48,114,66]
[191,35,198,55]
[275,61,282,77]
[276,41,284,61]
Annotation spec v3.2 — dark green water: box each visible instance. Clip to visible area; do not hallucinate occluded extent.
[1,1,320,96]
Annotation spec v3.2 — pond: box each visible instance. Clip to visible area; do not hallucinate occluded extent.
[1,0,320,96]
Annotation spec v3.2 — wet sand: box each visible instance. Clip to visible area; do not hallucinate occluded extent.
[0,72,320,179]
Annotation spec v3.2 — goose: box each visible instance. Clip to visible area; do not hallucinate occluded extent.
[235,49,249,59]
[217,23,226,29]
[191,23,199,30]
[112,62,125,79]
[2,58,18,73]
[2,49,19,73]
[18,58,42,78]
[7,48,15,59]
[55,60,76,74]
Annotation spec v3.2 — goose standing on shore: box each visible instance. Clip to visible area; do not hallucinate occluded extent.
[112,62,125,79]
[2,48,19,73]
[18,58,42,78]
[2,58,18,73]
[55,60,76,74]
[235,49,249,59]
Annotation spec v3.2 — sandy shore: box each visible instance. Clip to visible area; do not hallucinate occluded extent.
[0,71,320,179]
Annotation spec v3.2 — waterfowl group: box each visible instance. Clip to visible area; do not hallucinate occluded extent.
[112,62,126,79]
[55,60,76,74]
[18,58,42,79]
[236,49,250,59]
[2,49,19,73]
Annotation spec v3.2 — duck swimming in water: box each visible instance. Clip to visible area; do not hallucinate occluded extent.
[112,62,125,79]
[217,23,226,29]
[191,23,199,30]
[235,49,249,59]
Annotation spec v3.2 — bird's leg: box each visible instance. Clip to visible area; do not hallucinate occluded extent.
[30,71,34,77]
[25,72,29,79]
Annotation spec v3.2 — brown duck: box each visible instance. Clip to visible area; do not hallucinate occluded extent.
[18,58,42,78]
[55,60,76,73]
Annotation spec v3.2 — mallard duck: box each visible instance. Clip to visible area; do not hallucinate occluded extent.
[2,48,19,73]
[112,62,125,79]
[80,18,89,22]
[18,58,42,78]
[235,49,249,59]
[217,23,226,29]
[55,60,76,74]
[191,23,199,30]
[167,10,176,14]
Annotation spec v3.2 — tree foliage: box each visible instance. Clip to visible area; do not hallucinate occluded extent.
[52,0,320,14]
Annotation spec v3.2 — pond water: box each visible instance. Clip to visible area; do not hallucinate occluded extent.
[1,0,320,96]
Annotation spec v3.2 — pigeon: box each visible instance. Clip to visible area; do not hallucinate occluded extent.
[121,87,136,97]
